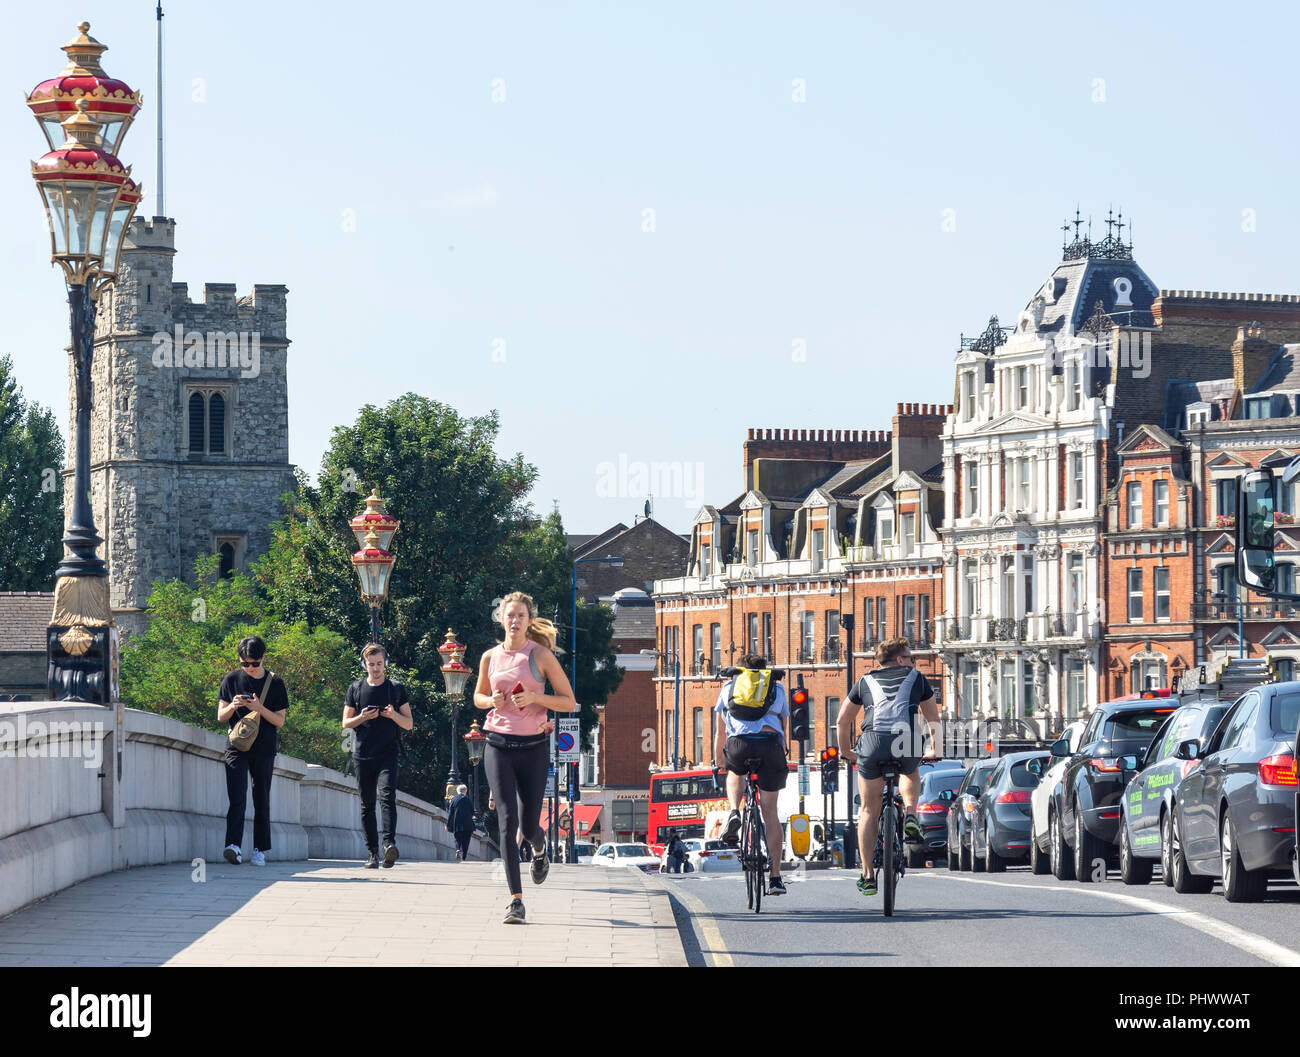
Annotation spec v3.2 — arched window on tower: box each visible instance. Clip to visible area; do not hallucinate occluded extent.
[188,392,205,453]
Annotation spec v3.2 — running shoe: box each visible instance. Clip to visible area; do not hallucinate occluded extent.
[223,844,242,865]
[363,850,379,869]
[503,898,526,924]
[904,814,923,842]
[250,849,266,867]
[531,849,550,885]
[382,842,400,868]
[768,876,787,896]
[723,810,741,847]
[857,872,878,896]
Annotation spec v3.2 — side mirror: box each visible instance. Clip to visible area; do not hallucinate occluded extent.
[1026,758,1043,776]
[968,786,982,799]
[938,789,956,803]
[1237,468,1276,592]
[1050,738,1070,758]
[1174,739,1201,761]
[1118,754,1140,771]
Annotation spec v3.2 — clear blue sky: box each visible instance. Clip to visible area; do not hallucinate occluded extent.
[6,1,1300,537]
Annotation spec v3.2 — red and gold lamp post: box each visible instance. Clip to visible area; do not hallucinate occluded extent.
[463,718,487,822]
[349,489,399,643]
[28,24,144,702]
[439,629,472,801]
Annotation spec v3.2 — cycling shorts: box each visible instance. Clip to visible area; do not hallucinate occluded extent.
[723,735,789,792]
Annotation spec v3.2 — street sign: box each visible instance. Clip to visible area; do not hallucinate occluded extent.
[545,765,556,798]
[798,764,810,795]
[557,716,581,763]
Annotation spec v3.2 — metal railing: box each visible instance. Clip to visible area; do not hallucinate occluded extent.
[941,616,971,641]
[821,641,842,664]
[989,617,1027,642]
[1192,601,1300,621]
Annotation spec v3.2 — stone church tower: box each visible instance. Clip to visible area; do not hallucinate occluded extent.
[79,216,295,633]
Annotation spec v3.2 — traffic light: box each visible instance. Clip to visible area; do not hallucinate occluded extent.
[791,686,811,742]
[820,745,840,794]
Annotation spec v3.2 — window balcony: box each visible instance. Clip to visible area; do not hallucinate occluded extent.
[821,641,842,664]
[940,616,971,641]
[1192,600,1300,621]
[989,617,1027,642]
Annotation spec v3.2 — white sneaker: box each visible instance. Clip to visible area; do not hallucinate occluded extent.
[223,844,242,865]
[251,849,266,867]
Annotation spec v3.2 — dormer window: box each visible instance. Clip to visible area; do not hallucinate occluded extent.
[877,511,894,549]
[1245,397,1272,420]
[811,528,825,571]
[746,528,759,565]
[961,371,976,420]
[700,542,711,577]
[900,513,916,556]
[1186,402,1210,428]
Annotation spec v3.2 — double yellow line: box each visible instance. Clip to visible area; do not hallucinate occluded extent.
[665,881,734,967]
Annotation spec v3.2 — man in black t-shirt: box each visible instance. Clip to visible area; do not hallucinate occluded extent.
[217,636,290,866]
[836,637,941,897]
[342,643,413,868]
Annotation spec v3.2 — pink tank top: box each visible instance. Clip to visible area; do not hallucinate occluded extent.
[483,640,549,736]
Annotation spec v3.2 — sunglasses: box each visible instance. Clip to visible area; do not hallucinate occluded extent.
[240,659,264,668]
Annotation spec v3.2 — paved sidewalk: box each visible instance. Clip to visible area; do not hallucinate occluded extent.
[0,859,687,967]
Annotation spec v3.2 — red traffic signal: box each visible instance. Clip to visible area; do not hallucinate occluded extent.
[792,688,809,707]
[820,746,839,763]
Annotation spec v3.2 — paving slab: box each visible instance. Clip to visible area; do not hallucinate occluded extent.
[0,859,687,967]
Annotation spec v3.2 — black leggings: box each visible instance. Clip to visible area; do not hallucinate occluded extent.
[484,741,549,895]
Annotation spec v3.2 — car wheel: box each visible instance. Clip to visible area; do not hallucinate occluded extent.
[1220,812,1267,903]
[1029,833,1051,875]
[959,827,972,872]
[1050,810,1075,881]
[972,821,986,873]
[1167,807,1213,894]
[947,840,959,871]
[1119,817,1152,885]
[985,824,1006,873]
[1073,802,1107,883]
[1159,810,1174,887]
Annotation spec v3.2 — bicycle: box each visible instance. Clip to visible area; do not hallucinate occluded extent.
[714,764,768,913]
[874,759,906,917]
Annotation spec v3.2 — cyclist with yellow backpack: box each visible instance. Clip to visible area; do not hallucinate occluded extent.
[712,654,791,896]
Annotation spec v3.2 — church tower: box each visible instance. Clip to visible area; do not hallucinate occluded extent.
[82,216,295,633]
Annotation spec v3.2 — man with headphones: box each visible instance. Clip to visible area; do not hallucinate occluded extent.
[342,643,414,868]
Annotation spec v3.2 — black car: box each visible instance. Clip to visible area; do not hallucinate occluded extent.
[945,759,999,871]
[1051,699,1179,883]
[1116,700,1230,885]
[1168,682,1299,901]
[971,751,1050,872]
[911,768,966,867]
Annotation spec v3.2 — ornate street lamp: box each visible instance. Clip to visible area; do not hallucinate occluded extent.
[349,488,399,642]
[463,718,487,819]
[28,23,144,702]
[439,628,471,801]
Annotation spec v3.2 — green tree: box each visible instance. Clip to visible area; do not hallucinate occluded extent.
[0,355,64,589]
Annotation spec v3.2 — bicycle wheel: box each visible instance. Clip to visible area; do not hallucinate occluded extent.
[741,809,755,910]
[749,797,765,915]
[882,794,897,917]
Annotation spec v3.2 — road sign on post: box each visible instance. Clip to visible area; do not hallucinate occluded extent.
[557,716,581,763]
[798,764,810,796]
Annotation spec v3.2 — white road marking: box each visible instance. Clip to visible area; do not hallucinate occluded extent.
[918,873,1300,967]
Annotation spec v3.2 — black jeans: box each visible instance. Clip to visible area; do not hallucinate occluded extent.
[484,740,549,895]
[225,749,275,851]
[454,830,472,860]
[357,749,399,851]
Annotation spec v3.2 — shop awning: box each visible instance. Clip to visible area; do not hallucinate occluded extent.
[539,803,603,836]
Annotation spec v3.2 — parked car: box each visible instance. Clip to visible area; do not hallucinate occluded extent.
[685,837,741,873]
[911,768,966,867]
[1028,720,1087,876]
[1116,701,1230,885]
[592,842,662,873]
[1166,683,1299,901]
[945,759,999,871]
[571,840,598,864]
[971,751,1050,872]
[1051,699,1179,883]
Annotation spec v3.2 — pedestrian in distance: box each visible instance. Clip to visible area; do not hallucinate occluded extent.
[447,784,475,862]
[217,636,289,867]
[342,643,414,869]
[665,829,687,874]
[474,591,578,924]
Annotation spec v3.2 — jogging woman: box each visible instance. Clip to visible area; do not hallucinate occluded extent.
[474,591,577,924]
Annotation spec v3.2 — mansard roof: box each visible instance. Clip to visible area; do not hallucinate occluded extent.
[1019,247,1159,337]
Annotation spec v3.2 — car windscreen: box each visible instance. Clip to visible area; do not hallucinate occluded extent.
[616,845,652,857]
[923,771,964,795]
[1270,692,1300,737]
[1007,758,1048,788]
[1103,710,1173,748]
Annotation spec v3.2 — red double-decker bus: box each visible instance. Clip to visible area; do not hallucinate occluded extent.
[646,768,729,854]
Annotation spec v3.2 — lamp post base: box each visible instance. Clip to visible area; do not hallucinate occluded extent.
[47,575,118,704]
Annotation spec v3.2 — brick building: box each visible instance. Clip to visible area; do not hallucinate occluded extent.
[0,593,52,700]
[653,404,949,775]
